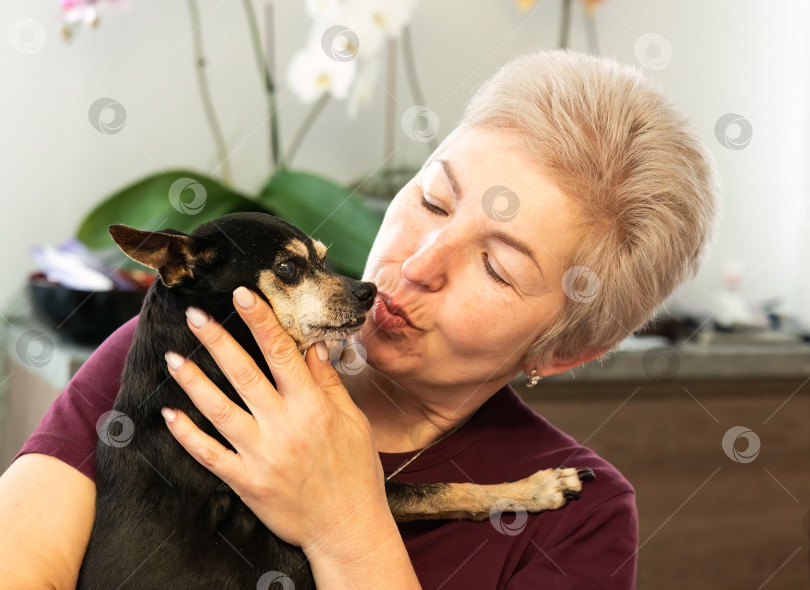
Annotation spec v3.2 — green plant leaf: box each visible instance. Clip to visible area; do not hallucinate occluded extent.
[76,170,266,250]
[259,170,381,278]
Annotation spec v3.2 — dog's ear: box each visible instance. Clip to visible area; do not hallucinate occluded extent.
[109,224,205,287]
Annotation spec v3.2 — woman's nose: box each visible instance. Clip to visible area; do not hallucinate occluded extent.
[401,231,454,291]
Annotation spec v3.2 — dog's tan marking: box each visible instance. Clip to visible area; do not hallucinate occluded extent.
[286,240,309,260]
[258,270,303,342]
[313,240,327,261]
[257,269,353,348]
[387,467,586,522]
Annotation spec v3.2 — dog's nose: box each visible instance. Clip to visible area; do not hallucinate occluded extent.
[352,281,377,306]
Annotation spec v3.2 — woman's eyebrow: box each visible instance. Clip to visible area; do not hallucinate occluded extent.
[434,159,461,201]
[490,230,545,281]
[428,158,546,281]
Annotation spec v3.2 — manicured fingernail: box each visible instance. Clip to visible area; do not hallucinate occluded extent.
[315,341,329,362]
[233,286,255,309]
[186,306,208,327]
[165,350,185,370]
[161,407,176,423]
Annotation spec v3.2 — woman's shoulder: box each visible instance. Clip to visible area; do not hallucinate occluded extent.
[463,386,638,558]
[12,315,140,481]
[432,385,635,506]
[487,386,635,497]
[393,386,639,589]
[391,385,635,503]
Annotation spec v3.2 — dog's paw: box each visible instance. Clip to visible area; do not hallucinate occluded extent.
[518,466,596,512]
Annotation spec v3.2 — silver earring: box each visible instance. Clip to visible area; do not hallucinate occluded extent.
[525,369,542,388]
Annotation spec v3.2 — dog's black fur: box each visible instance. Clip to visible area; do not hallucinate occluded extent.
[77,213,378,589]
[76,212,595,589]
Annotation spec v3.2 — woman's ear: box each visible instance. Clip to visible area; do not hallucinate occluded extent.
[522,347,608,379]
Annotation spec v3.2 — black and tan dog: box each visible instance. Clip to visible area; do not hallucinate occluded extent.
[77,212,594,589]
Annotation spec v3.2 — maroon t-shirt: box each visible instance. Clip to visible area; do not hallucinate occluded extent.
[15,316,638,589]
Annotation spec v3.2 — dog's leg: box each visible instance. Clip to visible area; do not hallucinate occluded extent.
[385,467,595,522]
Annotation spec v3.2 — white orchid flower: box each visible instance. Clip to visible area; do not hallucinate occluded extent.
[291,0,419,109]
[305,0,342,20]
[287,44,358,104]
[60,0,100,27]
[309,14,382,61]
[346,0,418,38]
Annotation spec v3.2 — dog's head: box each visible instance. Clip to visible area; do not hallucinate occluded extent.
[109,212,377,349]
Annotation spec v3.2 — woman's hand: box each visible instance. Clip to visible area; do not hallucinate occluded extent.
[161,286,391,559]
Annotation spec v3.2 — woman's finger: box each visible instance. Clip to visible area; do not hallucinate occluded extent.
[230,287,318,398]
[183,306,279,413]
[165,350,259,450]
[160,407,242,485]
[304,342,352,403]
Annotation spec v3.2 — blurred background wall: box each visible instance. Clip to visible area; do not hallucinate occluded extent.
[1,0,809,326]
[2,3,809,589]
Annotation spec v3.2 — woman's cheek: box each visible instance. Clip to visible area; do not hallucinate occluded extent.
[438,297,501,355]
[380,201,420,247]
[470,289,530,345]
[364,209,412,277]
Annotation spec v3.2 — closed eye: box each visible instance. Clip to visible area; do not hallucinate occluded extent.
[482,253,510,286]
[420,195,448,216]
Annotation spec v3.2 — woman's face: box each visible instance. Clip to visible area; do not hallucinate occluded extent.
[358,127,582,391]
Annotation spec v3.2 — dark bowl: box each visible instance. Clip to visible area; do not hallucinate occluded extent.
[27,271,153,346]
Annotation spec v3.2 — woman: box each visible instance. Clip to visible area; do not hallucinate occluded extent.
[0,50,718,588]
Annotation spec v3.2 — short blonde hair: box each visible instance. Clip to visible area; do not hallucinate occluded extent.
[460,50,721,368]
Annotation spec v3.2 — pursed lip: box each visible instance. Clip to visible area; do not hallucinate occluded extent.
[378,291,418,329]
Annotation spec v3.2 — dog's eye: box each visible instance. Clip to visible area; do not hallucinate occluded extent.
[276,260,298,281]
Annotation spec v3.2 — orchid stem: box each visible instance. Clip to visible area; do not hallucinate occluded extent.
[383,38,397,172]
[187,0,233,187]
[285,94,329,167]
[584,11,599,55]
[241,0,281,171]
[559,0,572,49]
[401,25,437,152]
